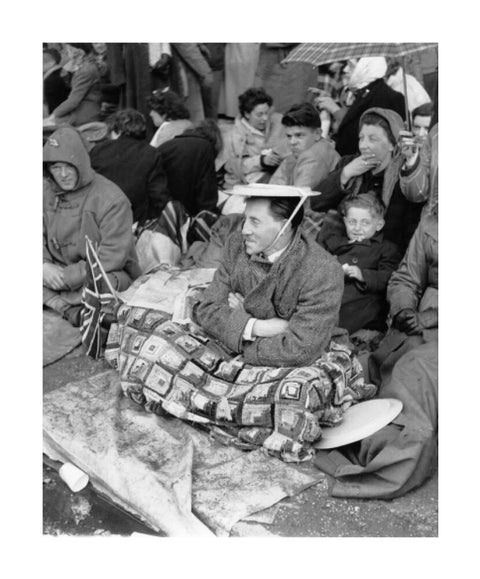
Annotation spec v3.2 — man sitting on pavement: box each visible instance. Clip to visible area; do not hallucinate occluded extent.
[270,102,340,188]
[193,184,344,367]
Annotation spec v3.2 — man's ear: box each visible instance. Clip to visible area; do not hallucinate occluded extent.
[314,127,322,141]
[376,218,385,231]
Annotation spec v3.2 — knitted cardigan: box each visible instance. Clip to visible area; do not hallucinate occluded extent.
[194,228,344,367]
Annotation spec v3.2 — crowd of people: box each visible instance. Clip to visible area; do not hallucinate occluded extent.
[43,43,438,498]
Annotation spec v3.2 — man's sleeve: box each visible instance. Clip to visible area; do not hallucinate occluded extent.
[399,143,431,203]
[193,240,251,353]
[387,223,428,317]
[193,145,219,213]
[243,257,344,367]
[62,197,135,290]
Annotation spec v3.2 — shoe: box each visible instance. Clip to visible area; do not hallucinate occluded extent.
[62,305,83,328]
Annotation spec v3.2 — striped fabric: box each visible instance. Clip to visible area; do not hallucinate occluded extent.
[135,200,190,254]
[282,43,438,67]
[81,237,121,359]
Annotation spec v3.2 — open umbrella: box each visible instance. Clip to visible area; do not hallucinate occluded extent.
[282,42,437,129]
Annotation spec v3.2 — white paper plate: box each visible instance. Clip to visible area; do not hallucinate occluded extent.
[314,398,403,450]
[230,183,320,197]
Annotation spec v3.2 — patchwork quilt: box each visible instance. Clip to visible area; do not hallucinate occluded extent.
[104,302,377,462]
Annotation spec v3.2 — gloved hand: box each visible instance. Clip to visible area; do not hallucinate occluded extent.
[393,308,419,335]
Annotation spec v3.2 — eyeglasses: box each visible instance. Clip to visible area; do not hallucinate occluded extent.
[344,219,374,228]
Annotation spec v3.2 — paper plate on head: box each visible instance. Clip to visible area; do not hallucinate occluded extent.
[314,398,403,450]
[231,183,320,197]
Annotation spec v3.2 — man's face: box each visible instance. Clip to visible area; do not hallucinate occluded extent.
[244,103,270,132]
[343,207,384,242]
[149,110,165,127]
[49,162,79,191]
[412,115,432,145]
[358,124,394,166]
[285,125,319,158]
[242,198,285,256]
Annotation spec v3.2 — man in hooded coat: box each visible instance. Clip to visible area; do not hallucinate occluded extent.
[43,126,141,326]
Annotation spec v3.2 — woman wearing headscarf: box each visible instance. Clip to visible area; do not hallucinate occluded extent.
[315,57,406,156]
[312,107,427,254]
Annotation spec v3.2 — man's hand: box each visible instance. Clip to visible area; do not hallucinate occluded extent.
[343,264,364,282]
[43,262,67,291]
[252,317,289,338]
[393,308,421,335]
[261,150,282,168]
[228,292,245,311]
[314,95,341,115]
[399,130,420,168]
[341,154,379,184]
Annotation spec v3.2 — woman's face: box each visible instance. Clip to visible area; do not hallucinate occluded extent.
[358,123,394,166]
[244,103,270,132]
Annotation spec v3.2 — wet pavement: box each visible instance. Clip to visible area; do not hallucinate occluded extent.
[43,346,438,537]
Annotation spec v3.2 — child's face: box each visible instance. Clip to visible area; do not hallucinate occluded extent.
[343,207,384,242]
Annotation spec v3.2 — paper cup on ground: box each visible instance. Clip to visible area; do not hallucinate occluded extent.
[59,462,89,492]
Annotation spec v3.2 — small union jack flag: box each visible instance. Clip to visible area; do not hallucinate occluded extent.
[81,236,122,359]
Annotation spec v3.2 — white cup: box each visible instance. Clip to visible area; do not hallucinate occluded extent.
[59,462,89,492]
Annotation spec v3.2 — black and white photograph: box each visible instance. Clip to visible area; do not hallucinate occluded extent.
[5,0,477,576]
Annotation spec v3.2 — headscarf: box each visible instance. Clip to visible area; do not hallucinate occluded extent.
[348,57,388,91]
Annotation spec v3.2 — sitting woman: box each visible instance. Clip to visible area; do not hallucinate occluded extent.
[312,107,428,254]
[222,87,289,189]
[148,90,194,148]
[43,126,141,326]
[45,43,102,127]
[156,119,223,217]
[89,108,171,226]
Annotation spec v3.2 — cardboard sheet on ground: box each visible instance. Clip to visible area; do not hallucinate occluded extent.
[43,310,82,367]
[43,370,326,536]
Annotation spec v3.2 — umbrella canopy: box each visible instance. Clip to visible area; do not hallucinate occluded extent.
[282,42,437,67]
[283,42,437,131]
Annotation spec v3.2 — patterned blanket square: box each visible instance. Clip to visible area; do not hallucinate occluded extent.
[121,354,138,378]
[227,383,257,400]
[244,382,277,404]
[129,306,151,329]
[156,320,184,340]
[178,361,207,388]
[131,333,149,355]
[104,346,120,370]
[144,363,174,396]
[190,390,216,419]
[157,345,187,373]
[192,348,224,373]
[241,402,273,427]
[185,322,211,344]
[106,322,121,347]
[117,303,134,324]
[274,405,308,439]
[236,367,268,384]
[175,334,203,355]
[212,359,244,383]
[164,376,198,410]
[237,427,272,446]
[202,377,232,397]
[143,384,164,405]
[141,309,170,331]
[277,379,304,403]
[120,326,139,354]
[262,431,305,460]
[139,335,170,362]
[128,357,153,382]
